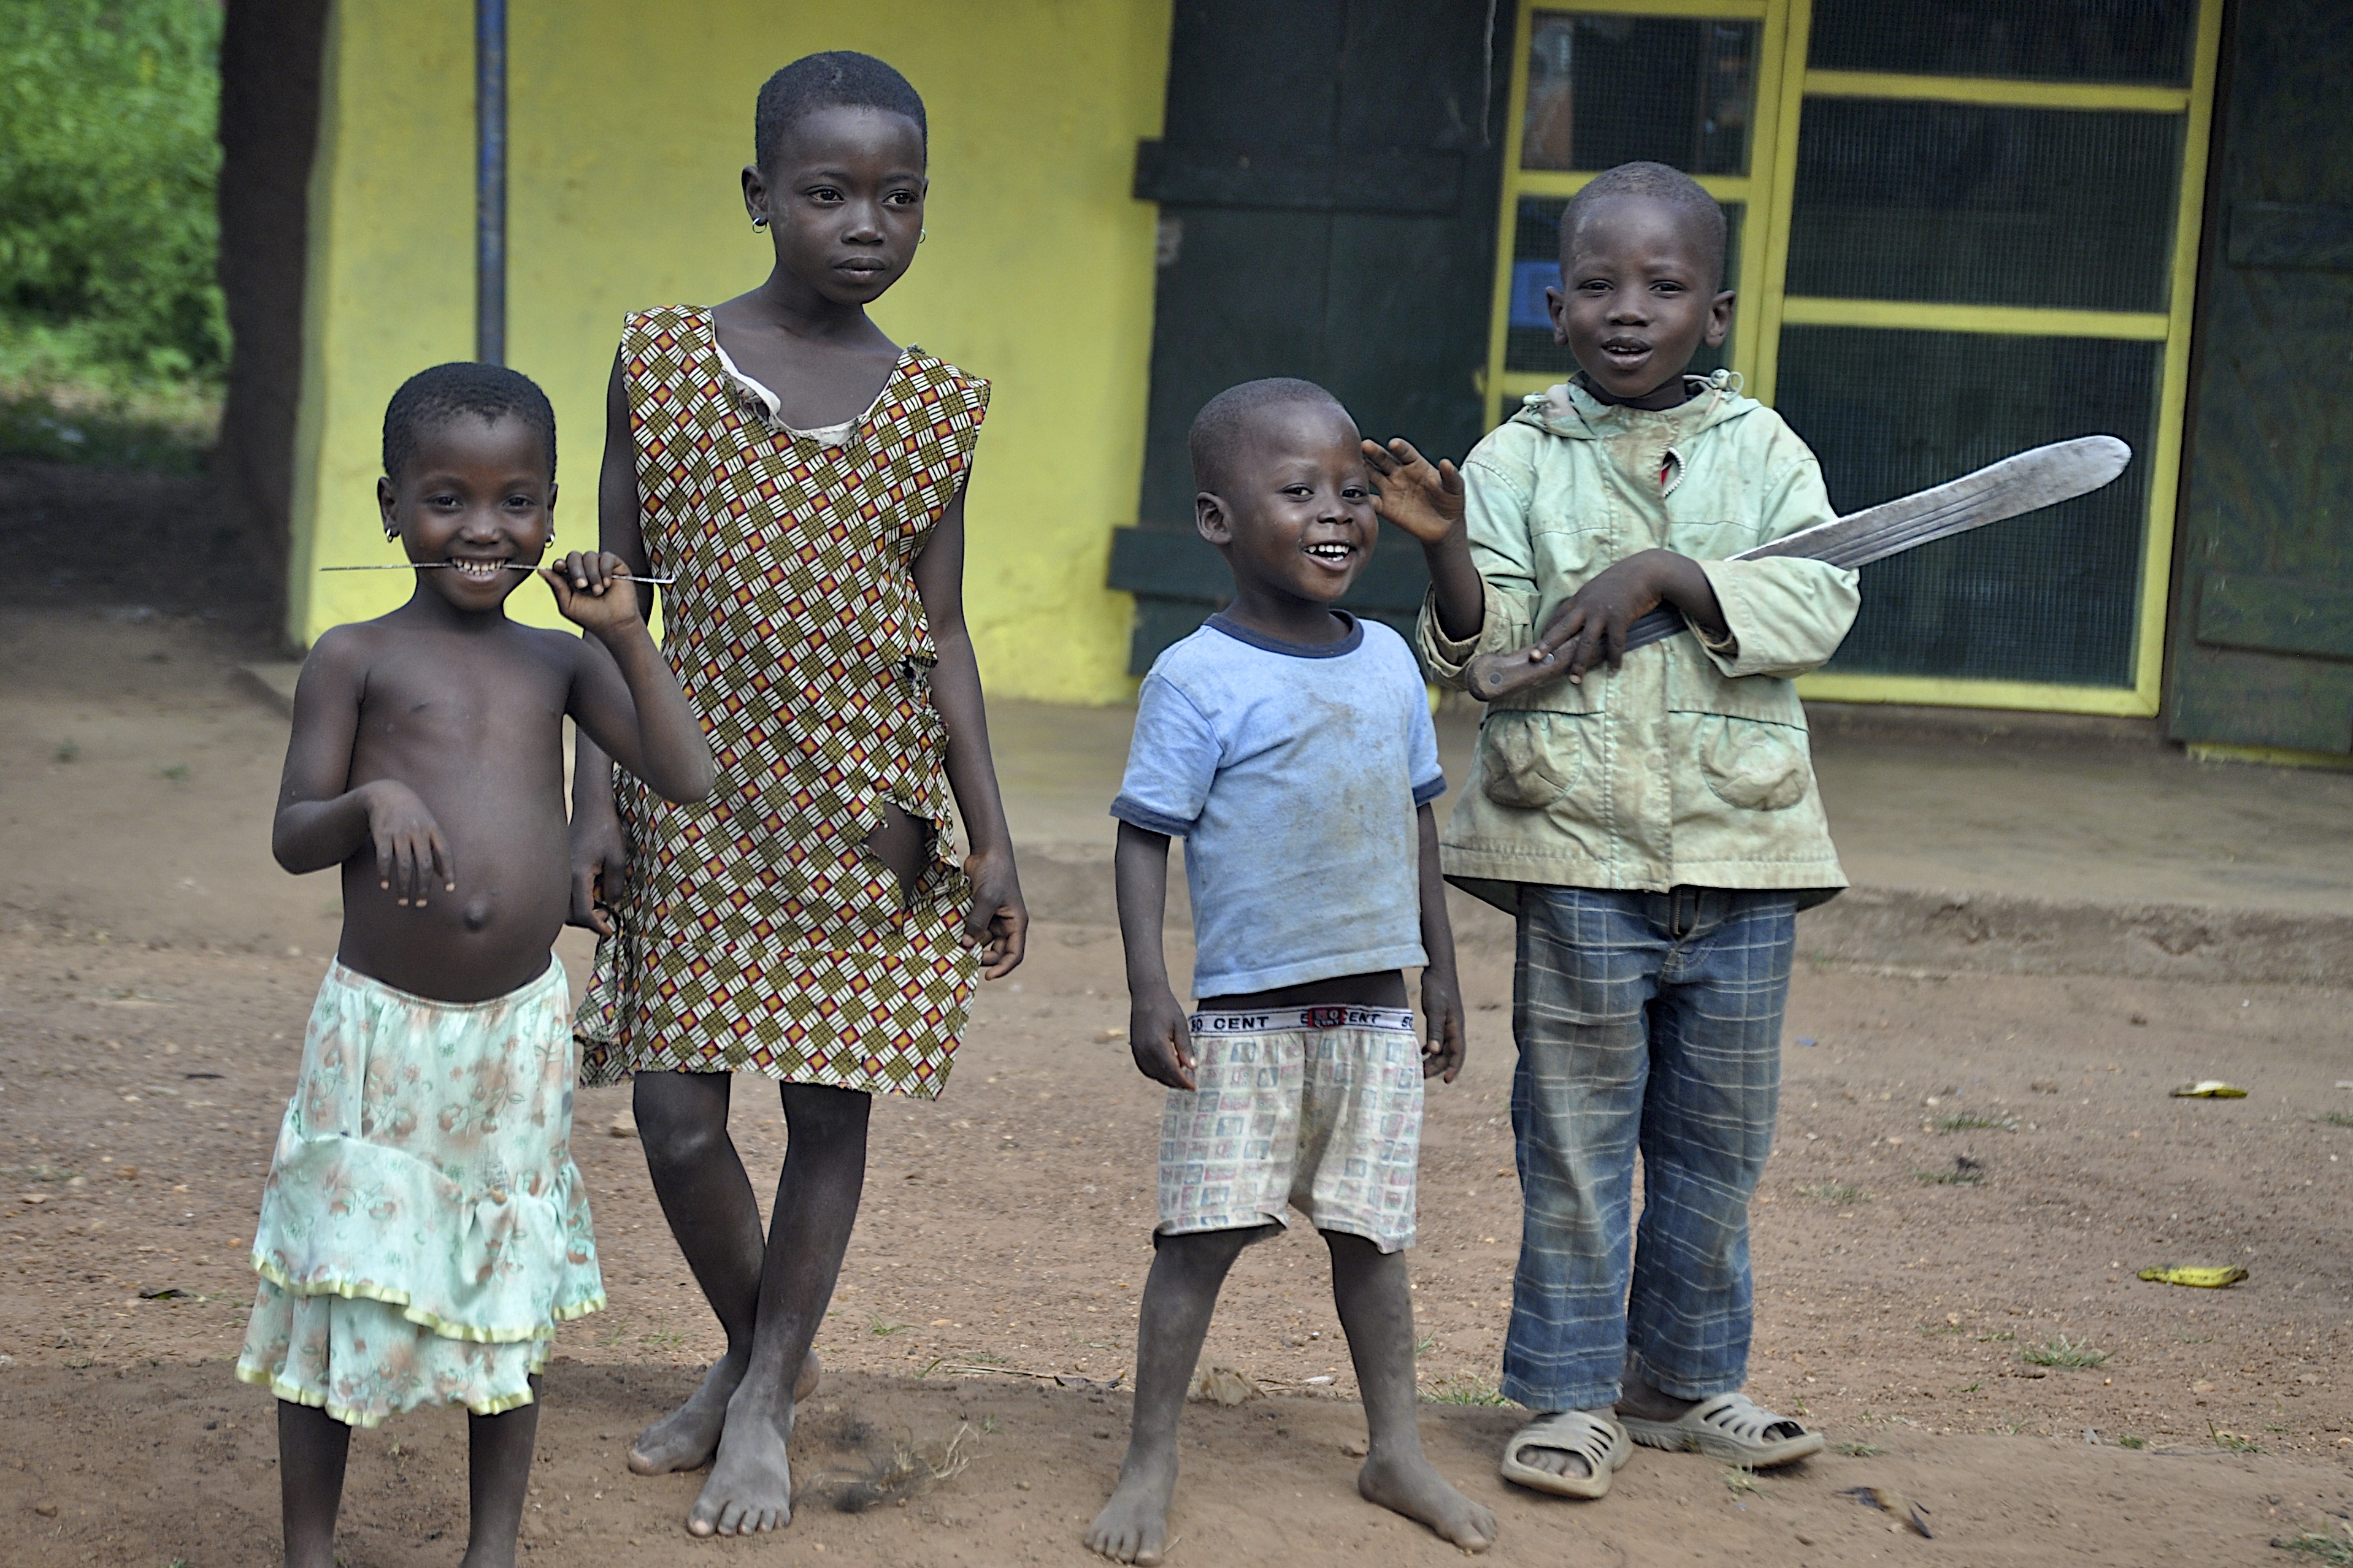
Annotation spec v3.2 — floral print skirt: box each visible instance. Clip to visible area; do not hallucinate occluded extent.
[235,959,604,1427]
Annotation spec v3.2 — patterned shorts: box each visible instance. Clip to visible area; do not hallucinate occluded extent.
[1157,1006,1424,1253]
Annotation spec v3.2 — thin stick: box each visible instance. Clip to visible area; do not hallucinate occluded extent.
[320,562,676,584]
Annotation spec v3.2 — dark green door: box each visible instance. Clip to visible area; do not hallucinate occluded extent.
[2168,0,2353,752]
[1108,0,1510,672]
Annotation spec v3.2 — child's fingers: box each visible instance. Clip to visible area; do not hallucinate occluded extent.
[428,826,456,895]
[1386,437,1430,471]
[1359,438,1398,476]
[1437,457,1464,496]
[373,822,397,897]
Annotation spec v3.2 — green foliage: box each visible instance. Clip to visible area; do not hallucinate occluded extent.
[0,0,226,395]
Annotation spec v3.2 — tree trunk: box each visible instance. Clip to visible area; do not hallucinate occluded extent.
[213,0,329,641]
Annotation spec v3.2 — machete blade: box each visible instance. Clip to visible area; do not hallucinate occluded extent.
[1462,433,2133,701]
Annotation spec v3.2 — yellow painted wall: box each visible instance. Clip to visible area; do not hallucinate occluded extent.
[289,0,1172,705]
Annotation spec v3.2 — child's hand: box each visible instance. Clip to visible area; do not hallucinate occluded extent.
[1529,549,1680,683]
[1361,437,1466,545]
[568,804,628,937]
[362,780,453,908]
[543,551,643,638]
[964,847,1029,979]
[1127,984,1197,1091]
[1419,967,1467,1083]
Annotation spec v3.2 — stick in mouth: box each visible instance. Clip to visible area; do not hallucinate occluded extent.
[320,562,677,584]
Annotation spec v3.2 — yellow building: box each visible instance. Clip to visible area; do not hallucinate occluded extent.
[274,1,2353,757]
[288,0,1175,705]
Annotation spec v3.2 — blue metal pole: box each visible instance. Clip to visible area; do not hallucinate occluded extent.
[475,0,507,364]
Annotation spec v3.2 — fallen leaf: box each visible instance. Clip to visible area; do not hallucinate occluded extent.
[1188,1364,1259,1405]
[2139,1264,2248,1288]
[2170,1080,2247,1098]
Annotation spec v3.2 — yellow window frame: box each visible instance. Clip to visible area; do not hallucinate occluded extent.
[1484,0,2227,717]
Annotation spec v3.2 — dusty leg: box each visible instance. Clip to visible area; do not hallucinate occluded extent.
[1085,1226,1264,1564]
[686,1082,871,1536]
[277,1399,351,1568]
[1326,1233,1496,1551]
[628,1074,826,1476]
[628,1070,761,1475]
[458,1379,541,1568]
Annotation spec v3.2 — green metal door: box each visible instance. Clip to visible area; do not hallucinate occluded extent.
[2168,0,2353,758]
[1108,0,1510,673]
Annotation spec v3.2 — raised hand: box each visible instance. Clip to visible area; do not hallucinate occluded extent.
[1361,437,1465,545]
[543,551,646,638]
[363,779,453,908]
[1126,982,1197,1091]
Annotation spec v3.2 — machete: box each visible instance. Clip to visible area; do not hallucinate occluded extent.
[1459,434,2132,703]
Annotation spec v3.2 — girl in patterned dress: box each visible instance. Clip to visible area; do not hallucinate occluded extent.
[566,53,1027,1537]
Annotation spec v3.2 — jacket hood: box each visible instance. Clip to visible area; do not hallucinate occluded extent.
[1510,369,1757,441]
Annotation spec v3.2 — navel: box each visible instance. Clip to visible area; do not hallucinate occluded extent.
[463,895,494,932]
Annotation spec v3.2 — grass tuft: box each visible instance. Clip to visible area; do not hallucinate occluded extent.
[2321,1111,2353,1130]
[1835,1440,1886,1457]
[1421,1374,1510,1407]
[2277,1525,2353,1565]
[1935,1111,2019,1133]
[1796,1181,1871,1204]
[2115,1434,2148,1450]
[1916,1156,1987,1186]
[2020,1335,2109,1369]
[2209,1422,2263,1455]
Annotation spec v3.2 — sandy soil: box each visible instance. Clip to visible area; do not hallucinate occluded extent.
[2,607,2351,1566]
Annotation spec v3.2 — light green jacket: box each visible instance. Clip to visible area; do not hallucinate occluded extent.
[1416,374,1860,912]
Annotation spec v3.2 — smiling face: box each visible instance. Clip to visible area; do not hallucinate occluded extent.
[1196,399,1377,609]
[375,414,556,614]
[1549,192,1733,409]
[743,104,926,305]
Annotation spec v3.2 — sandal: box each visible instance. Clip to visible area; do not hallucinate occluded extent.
[1619,1391,1824,1469]
[1499,1409,1633,1499]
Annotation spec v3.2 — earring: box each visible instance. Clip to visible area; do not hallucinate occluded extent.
[752,213,768,230]
[918,228,928,245]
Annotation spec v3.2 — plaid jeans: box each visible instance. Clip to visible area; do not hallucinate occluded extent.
[1502,885,1795,1413]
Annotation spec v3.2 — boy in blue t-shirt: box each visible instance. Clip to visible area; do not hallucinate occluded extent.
[1084,380,1496,1564]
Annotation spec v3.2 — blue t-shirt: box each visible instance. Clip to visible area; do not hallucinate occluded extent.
[1111,612,1446,999]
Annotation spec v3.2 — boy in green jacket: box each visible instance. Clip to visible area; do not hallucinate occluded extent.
[1369,161,1856,1499]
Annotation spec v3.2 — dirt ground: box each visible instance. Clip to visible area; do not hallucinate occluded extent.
[3,604,2352,1567]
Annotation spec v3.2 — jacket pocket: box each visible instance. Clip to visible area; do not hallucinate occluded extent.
[1480,710,1588,810]
[1697,716,1811,812]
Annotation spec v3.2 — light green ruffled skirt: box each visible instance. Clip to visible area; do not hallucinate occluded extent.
[236,959,604,1427]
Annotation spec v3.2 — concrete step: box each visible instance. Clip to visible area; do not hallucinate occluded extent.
[1010,843,2353,986]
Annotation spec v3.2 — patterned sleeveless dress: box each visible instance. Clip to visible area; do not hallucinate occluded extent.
[575,305,986,1099]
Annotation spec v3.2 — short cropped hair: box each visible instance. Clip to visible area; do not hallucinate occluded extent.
[381,362,557,484]
[1188,378,1349,494]
[1560,160,1728,286]
[754,52,927,169]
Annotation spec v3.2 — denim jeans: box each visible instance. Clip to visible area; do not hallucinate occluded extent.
[1502,885,1795,1413]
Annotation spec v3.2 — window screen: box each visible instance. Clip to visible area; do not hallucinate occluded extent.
[1521,13,1759,174]
[1785,99,2182,312]
[1505,197,1741,377]
[1775,327,2159,687]
[1807,0,2196,86]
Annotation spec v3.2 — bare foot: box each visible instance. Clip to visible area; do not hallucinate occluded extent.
[686,1393,796,1536]
[1084,1448,1177,1564]
[631,1349,817,1477]
[1359,1448,1497,1551]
